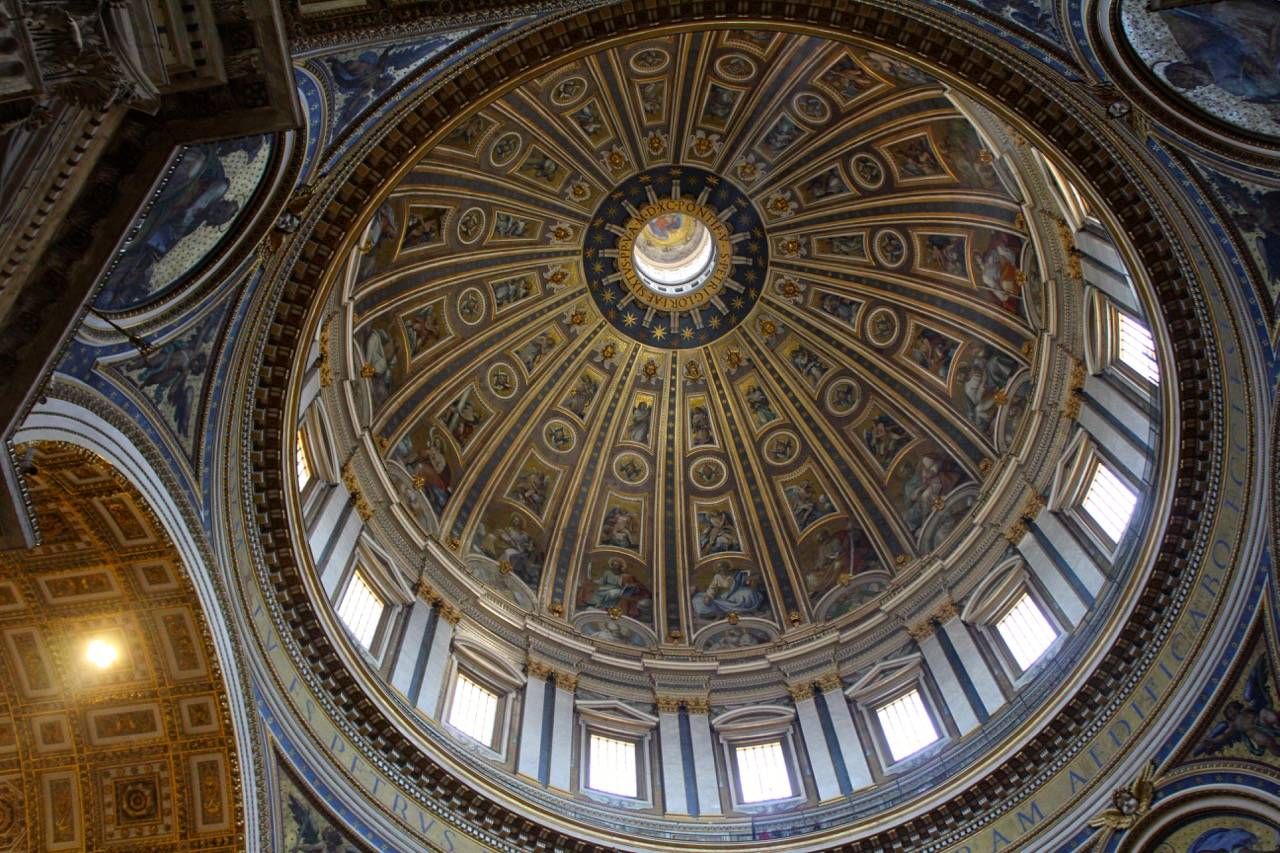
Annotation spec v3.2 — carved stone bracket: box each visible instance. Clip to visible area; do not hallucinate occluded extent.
[0,0,161,131]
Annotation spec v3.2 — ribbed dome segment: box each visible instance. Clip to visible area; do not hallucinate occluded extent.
[346,29,1040,652]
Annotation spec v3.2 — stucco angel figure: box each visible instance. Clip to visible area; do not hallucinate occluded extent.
[1087,761,1156,831]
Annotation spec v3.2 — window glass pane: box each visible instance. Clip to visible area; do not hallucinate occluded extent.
[1081,463,1138,544]
[1117,312,1159,384]
[448,672,500,746]
[336,570,384,649]
[996,592,1057,670]
[296,431,312,487]
[875,689,939,762]
[587,733,638,797]
[734,741,793,802]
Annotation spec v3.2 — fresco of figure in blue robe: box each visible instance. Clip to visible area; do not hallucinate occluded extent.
[96,136,270,311]
[691,562,769,622]
[970,0,1059,40]
[1205,170,1280,310]
[1187,827,1277,853]
[320,35,462,137]
[119,305,227,452]
[1157,4,1280,104]
[281,769,364,853]
[1123,0,1280,138]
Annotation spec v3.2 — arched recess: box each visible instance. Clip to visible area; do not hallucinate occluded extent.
[13,396,264,850]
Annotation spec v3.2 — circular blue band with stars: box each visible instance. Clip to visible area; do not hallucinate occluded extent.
[583,165,768,350]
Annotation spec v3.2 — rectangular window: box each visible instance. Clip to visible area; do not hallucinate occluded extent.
[296,431,312,488]
[1081,462,1137,544]
[1117,312,1159,384]
[875,689,939,762]
[447,672,499,747]
[996,592,1058,671]
[734,740,793,803]
[336,570,384,650]
[587,733,638,797]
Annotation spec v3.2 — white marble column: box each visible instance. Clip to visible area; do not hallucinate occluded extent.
[414,604,457,717]
[308,482,346,547]
[1015,526,1088,625]
[516,662,551,781]
[819,676,872,791]
[1035,510,1106,594]
[388,599,433,699]
[937,617,1005,717]
[1078,377,1150,479]
[657,700,689,814]
[307,481,365,597]
[299,364,323,413]
[917,622,982,734]
[792,685,841,801]
[548,672,577,792]
[686,701,720,815]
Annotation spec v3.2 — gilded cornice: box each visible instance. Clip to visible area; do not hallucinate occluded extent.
[654,695,711,714]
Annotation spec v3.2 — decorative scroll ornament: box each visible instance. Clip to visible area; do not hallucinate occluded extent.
[907,619,936,642]
[787,682,814,701]
[908,599,958,640]
[317,315,333,388]
[1064,358,1087,418]
[415,577,442,606]
[1086,81,1151,139]
[816,672,843,693]
[1055,218,1085,281]
[340,462,374,521]
[267,185,316,251]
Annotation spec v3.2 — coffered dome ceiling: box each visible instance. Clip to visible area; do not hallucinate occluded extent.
[343,28,1055,653]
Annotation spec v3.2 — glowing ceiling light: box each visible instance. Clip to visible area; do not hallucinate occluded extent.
[632,213,716,295]
[85,637,121,670]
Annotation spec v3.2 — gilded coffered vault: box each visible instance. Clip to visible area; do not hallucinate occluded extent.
[0,0,1277,851]
[0,444,243,851]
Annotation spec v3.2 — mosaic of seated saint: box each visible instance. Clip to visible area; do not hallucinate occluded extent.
[697,508,741,555]
[473,514,546,588]
[576,557,654,624]
[692,562,769,623]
